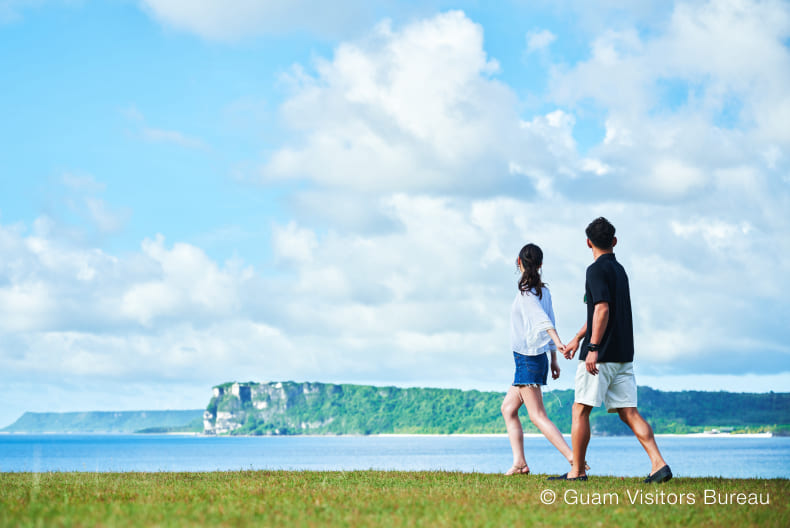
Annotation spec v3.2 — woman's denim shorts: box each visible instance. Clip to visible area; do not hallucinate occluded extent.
[512,351,548,386]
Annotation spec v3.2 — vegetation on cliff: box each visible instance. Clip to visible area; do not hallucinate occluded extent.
[204,381,790,436]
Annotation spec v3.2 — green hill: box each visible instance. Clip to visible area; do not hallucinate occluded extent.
[1,410,204,434]
[204,381,790,436]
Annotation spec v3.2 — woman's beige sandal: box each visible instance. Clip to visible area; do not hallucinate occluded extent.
[505,464,530,476]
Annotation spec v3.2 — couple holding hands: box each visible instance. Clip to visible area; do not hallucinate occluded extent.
[501,217,672,483]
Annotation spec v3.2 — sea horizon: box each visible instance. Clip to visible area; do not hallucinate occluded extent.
[2,433,787,478]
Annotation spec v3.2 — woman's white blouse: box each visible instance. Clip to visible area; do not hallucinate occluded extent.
[510,286,556,356]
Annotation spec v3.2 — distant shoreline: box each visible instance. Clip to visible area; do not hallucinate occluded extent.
[0,431,777,438]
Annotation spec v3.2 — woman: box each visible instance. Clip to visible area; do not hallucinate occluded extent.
[501,243,579,475]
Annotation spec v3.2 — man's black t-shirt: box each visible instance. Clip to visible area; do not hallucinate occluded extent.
[580,253,634,363]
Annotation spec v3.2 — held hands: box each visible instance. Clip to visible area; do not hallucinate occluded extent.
[562,334,598,374]
[563,337,580,360]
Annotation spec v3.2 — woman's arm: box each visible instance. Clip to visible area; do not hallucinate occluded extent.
[546,328,565,352]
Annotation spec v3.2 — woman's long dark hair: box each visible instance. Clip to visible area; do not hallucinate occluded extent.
[517,243,546,299]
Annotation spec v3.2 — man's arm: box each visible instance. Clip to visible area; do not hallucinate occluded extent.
[563,322,587,359]
[585,302,609,375]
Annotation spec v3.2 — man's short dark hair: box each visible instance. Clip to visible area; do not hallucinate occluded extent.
[586,217,616,249]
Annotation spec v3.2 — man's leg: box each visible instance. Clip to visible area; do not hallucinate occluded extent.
[617,407,667,474]
[569,403,592,478]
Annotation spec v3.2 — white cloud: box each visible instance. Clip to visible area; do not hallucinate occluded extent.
[579,158,611,175]
[261,12,532,194]
[121,235,251,325]
[0,281,55,332]
[260,11,612,199]
[670,217,751,251]
[0,223,254,332]
[258,11,681,203]
[647,159,708,197]
[525,28,556,53]
[9,320,290,380]
[272,221,318,264]
[547,0,790,200]
[550,28,649,114]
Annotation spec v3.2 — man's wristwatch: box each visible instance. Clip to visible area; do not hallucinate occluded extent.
[587,343,600,352]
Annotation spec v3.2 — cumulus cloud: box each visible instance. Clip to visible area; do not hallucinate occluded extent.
[259,11,603,200]
[647,159,707,197]
[670,217,752,251]
[121,235,254,326]
[272,221,318,265]
[261,12,524,194]
[548,0,790,200]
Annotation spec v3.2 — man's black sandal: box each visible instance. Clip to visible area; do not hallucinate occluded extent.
[644,465,672,484]
[547,473,588,481]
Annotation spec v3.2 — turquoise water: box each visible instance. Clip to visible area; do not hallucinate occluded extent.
[1,434,787,478]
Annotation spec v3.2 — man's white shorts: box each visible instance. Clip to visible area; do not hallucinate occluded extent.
[574,361,637,412]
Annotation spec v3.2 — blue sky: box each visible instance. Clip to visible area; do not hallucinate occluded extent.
[1,0,789,427]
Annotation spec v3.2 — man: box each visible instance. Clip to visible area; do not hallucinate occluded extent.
[550,217,672,483]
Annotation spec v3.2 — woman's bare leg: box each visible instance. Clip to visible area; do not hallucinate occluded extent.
[501,386,528,471]
[519,385,574,464]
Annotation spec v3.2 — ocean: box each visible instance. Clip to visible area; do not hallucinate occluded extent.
[1,434,787,478]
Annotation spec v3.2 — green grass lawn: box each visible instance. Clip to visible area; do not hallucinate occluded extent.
[1,471,787,527]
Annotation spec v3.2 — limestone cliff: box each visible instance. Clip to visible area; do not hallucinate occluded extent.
[201,380,509,436]
[203,381,338,435]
